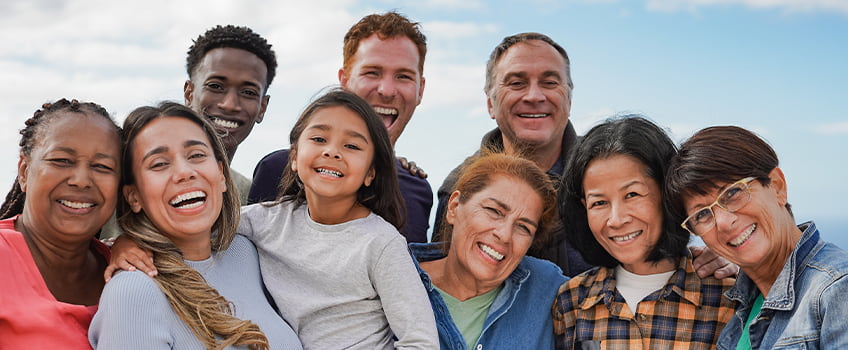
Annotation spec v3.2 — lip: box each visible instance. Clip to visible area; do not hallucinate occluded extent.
[55,196,98,215]
[476,242,506,264]
[516,112,550,119]
[168,188,208,215]
[372,105,398,129]
[204,113,244,130]
[609,230,643,244]
[727,223,757,248]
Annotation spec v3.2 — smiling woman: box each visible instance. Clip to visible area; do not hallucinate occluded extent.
[88,102,301,350]
[0,99,121,349]
[409,151,566,350]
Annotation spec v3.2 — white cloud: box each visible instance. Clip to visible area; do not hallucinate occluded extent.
[646,0,848,15]
[813,121,848,135]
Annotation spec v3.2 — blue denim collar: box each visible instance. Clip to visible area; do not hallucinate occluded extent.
[724,221,819,311]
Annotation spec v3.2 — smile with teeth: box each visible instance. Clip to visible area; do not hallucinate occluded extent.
[169,190,207,209]
[611,230,642,242]
[58,199,95,209]
[518,113,548,118]
[316,168,343,178]
[372,106,398,116]
[478,243,505,261]
[208,116,240,129]
[729,224,756,247]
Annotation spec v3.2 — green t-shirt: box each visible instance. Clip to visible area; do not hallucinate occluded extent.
[436,285,503,349]
[737,293,764,350]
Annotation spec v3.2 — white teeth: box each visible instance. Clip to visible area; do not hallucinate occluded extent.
[478,243,505,261]
[373,106,398,115]
[211,117,239,129]
[316,168,343,177]
[518,113,547,118]
[611,230,642,242]
[729,224,756,247]
[59,199,94,209]
[169,191,206,208]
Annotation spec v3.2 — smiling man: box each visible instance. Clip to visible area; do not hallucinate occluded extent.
[184,25,277,204]
[432,33,590,276]
[248,12,432,243]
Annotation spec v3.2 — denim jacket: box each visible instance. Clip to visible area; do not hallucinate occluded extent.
[716,221,848,349]
[409,243,568,350]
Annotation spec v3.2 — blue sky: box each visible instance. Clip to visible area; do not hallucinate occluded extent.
[1,0,846,245]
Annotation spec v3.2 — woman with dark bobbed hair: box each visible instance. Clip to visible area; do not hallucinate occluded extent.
[665,125,848,349]
[553,116,735,349]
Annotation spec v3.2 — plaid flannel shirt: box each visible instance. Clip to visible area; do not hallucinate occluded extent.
[552,254,736,350]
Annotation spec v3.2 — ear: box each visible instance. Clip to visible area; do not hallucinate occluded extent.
[363,166,376,187]
[338,68,348,87]
[445,190,462,226]
[486,94,495,120]
[255,95,269,124]
[183,80,194,106]
[17,155,29,192]
[416,76,425,106]
[123,185,143,213]
[768,167,789,206]
[217,161,227,192]
[290,150,298,172]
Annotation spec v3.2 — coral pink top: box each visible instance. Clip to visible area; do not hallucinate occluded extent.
[0,216,110,349]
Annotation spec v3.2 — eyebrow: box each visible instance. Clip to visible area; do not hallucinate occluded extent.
[488,197,539,228]
[307,124,369,143]
[140,139,209,162]
[360,64,418,76]
[584,180,644,199]
[206,75,262,90]
[501,70,562,82]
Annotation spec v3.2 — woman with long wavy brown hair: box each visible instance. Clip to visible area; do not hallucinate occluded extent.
[88,102,301,350]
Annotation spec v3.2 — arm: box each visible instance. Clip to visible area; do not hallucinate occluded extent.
[821,275,848,347]
[373,236,438,349]
[690,245,739,279]
[89,271,174,349]
[103,235,156,282]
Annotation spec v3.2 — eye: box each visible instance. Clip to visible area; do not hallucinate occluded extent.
[47,158,73,167]
[92,163,115,173]
[625,191,640,199]
[309,136,326,143]
[363,70,379,77]
[693,208,713,223]
[241,88,260,97]
[149,160,168,170]
[484,206,503,217]
[588,199,607,209]
[188,151,208,161]
[515,223,535,236]
[204,82,224,91]
[506,80,526,89]
[541,80,560,88]
[344,143,362,151]
[397,73,414,81]
[722,186,743,202]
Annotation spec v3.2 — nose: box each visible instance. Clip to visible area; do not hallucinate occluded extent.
[712,205,737,233]
[607,203,631,229]
[66,165,93,189]
[522,81,547,103]
[491,222,512,243]
[217,89,241,112]
[376,76,396,99]
[172,159,197,183]
[323,146,341,160]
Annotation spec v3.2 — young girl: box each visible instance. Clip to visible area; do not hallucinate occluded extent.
[238,89,437,349]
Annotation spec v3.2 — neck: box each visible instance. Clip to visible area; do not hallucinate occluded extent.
[306,195,369,225]
[622,258,677,276]
[16,215,93,269]
[173,236,212,261]
[746,222,804,297]
[423,254,502,301]
[502,137,562,171]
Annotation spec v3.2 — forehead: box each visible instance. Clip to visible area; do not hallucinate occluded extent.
[494,40,567,77]
[133,117,208,151]
[303,106,371,139]
[37,112,119,150]
[350,35,421,73]
[194,47,268,87]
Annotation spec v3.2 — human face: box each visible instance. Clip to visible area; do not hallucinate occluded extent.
[445,175,542,290]
[17,113,120,241]
[184,47,269,160]
[123,117,226,254]
[681,168,794,272]
[582,154,666,275]
[339,35,424,146]
[291,106,375,206]
[487,40,572,151]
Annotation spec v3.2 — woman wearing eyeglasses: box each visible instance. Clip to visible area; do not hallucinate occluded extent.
[666,125,848,349]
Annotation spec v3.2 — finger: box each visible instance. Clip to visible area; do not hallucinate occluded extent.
[398,157,409,168]
[416,168,428,179]
[104,264,118,283]
[712,264,740,279]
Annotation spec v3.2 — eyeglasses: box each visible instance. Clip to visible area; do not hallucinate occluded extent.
[681,177,756,236]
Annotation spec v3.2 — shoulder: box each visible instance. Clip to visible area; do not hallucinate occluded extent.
[258,149,290,163]
[519,256,568,287]
[100,270,168,309]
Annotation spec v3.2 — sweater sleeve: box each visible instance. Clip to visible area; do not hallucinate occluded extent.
[372,235,439,349]
[89,271,175,349]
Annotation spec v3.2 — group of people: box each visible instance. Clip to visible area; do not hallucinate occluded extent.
[1,10,847,350]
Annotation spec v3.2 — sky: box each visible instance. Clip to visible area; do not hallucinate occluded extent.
[1,0,846,245]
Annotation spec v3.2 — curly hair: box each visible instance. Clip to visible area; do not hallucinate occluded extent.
[118,102,268,350]
[186,25,277,89]
[343,11,427,74]
[1,98,120,219]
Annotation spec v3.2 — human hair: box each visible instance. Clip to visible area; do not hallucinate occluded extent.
[560,115,689,268]
[484,32,573,96]
[342,11,427,75]
[118,101,267,350]
[664,125,791,227]
[1,98,120,220]
[186,25,277,90]
[275,88,405,230]
[439,151,557,253]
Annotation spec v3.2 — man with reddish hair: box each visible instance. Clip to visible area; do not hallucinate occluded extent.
[248,11,432,243]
